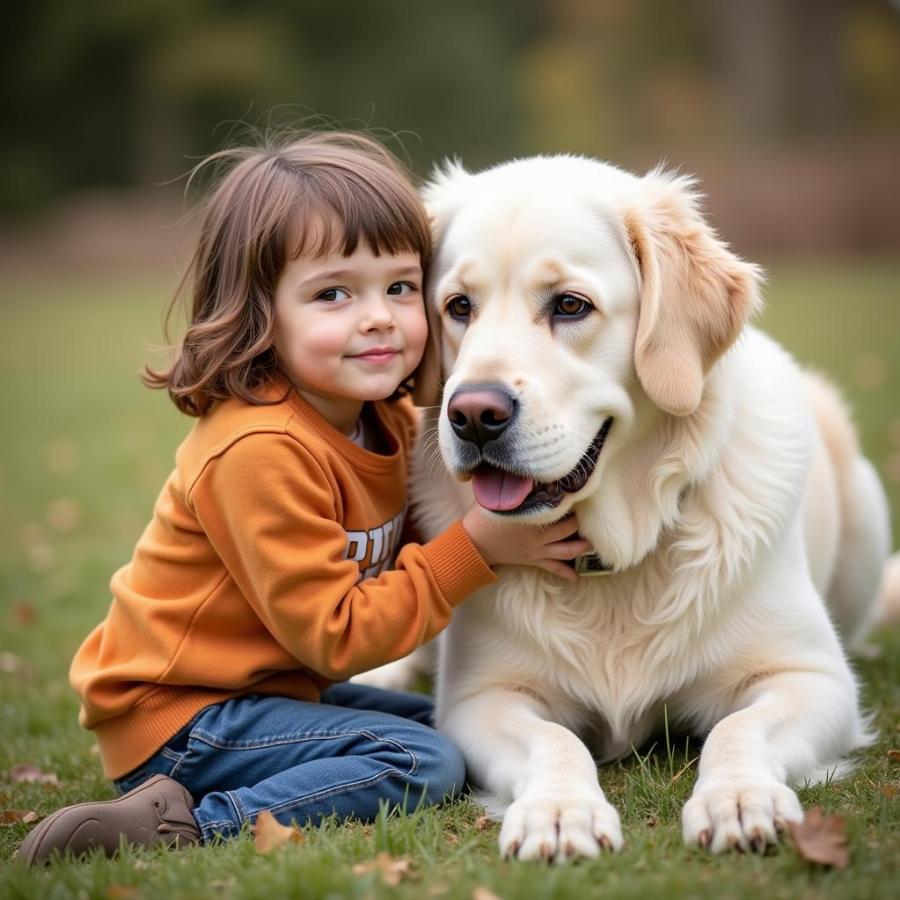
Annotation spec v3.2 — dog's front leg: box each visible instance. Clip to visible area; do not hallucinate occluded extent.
[440,687,623,861]
[682,669,867,853]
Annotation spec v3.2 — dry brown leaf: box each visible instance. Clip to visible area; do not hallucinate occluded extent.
[352,852,414,886]
[474,814,493,831]
[887,749,900,763]
[787,807,850,869]
[105,886,139,899]
[13,603,38,627]
[0,809,40,826]
[473,888,503,900]
[251,811,304,854]
[9,764,60,786]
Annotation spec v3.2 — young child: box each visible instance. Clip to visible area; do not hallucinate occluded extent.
[18,132,590,865]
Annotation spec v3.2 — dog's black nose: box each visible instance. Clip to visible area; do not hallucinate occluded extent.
[447,383,516,448]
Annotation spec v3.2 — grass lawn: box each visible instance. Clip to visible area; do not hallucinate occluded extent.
[1,259,898,898]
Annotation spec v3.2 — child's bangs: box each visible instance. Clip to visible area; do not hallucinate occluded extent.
[287,168,430,262]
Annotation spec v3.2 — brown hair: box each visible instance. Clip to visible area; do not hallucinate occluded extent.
[143,132,433,416]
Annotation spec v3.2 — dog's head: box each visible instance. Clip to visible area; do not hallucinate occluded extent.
[418,155,762,563]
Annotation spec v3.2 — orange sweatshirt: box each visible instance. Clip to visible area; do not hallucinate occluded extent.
[70,381,495,779]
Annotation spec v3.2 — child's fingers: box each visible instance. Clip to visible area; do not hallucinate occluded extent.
[544,538,593,560]
[542,514,580,542]
[535,559,579,582]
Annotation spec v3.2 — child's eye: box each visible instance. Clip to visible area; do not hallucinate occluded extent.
[316,288,350,302]
[386,281,418,296]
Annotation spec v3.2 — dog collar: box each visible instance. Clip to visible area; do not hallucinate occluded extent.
[573,552,616,576]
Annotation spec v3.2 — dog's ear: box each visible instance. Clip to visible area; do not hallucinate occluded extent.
[412,160,473,408]
[624,170,763,417]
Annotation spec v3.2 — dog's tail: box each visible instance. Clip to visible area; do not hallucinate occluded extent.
[876,552,900,625]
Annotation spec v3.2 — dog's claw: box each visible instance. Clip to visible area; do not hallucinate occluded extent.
[598,835,613,852]
[698,829,712,850]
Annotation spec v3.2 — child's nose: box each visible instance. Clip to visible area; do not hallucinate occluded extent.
[361,295,395,330]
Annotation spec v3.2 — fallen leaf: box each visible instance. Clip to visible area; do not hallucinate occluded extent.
[473,888,503,900]
[9,764,60,786]
[881,784,898,799]
[105,886,139,899]
[13,603,38,626]
[352,852,414,886]
[474,815,494,831]
[0,809,40,826]
[251,811,304,854]
[887,749,900,763]
[788,807,850,869]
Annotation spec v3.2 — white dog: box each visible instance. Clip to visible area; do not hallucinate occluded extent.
[363,154,894,861]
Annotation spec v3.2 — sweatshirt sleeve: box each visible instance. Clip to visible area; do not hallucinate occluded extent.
[189,432,495,680]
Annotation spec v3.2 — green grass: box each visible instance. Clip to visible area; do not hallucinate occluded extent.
[1,260,899,898]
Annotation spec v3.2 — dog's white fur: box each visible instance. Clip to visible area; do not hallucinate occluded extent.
[362,155,893,860]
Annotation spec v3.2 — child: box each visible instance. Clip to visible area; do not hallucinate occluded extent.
[18,132,590,865]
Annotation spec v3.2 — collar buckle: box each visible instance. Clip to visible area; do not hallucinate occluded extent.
[573,552,616,577]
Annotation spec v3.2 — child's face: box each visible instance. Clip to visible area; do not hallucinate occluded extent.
[273,240,427,427]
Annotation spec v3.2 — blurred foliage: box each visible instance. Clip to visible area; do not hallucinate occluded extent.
[3,0,899,214]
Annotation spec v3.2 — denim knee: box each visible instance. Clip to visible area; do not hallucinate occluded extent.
[407,728,466,806]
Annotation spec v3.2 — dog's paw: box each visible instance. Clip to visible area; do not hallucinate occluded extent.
[499,791,623,862]
[682,778,803,854]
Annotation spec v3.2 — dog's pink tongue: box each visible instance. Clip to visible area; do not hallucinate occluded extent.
[471,468,534,511]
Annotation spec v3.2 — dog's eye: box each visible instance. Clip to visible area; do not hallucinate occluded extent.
[553,294,591,319]
[446,295,472,322]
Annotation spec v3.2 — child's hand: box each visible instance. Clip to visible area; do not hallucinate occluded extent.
[462,507,592,582]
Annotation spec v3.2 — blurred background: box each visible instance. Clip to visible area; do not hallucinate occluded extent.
[1,0,899,679]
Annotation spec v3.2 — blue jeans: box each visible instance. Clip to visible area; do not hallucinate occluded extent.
[114,683,465,842]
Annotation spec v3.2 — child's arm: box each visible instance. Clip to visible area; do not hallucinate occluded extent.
[191,433,494,681]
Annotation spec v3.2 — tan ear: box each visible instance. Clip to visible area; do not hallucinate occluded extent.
[410,302,442,408]
[625,170,763,417]
[412,160,474,408]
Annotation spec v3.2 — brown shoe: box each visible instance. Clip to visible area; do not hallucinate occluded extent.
[16,774,201,866]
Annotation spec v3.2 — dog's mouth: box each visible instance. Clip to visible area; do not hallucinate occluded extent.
[469,418,613,515]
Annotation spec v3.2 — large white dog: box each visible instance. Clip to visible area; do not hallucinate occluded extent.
[365,155,895,861]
